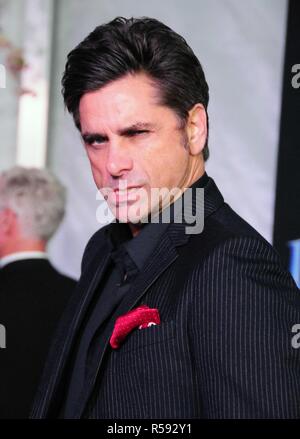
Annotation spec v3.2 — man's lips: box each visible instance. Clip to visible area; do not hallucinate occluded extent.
[113,185,142,192]
[111,186,143,203]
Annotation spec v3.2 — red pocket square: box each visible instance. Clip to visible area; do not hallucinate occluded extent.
[110,305,160,349]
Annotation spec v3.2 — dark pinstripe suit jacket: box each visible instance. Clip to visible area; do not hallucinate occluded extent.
[31,176,300,419]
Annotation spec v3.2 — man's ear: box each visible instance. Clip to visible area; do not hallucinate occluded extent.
[0,208,17,235]
[186,103,207,156]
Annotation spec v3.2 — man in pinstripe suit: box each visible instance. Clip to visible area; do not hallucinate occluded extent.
[31,17,300,419]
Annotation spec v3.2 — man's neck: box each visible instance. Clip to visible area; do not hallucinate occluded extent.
[128,223,143,238]
[0,239,47,259]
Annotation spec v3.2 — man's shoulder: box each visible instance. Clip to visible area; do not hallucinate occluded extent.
[189,201,283,270]
[187,175,275,261]
[208,201,266,241]
[0,259,76,306]
[182,202,299,321]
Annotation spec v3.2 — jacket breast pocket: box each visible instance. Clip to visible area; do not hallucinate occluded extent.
[118,320,175,353]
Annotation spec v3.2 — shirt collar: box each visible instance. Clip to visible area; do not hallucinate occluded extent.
[0,251,48,269]
[124,221,170,271]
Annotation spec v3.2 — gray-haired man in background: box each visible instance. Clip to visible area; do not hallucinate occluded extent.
[0,166,76,419]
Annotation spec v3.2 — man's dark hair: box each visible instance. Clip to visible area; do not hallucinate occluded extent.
[62,17,210,160]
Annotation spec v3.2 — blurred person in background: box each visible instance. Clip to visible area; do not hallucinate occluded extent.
[0,166,76,418]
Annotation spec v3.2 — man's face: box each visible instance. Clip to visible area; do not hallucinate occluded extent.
[79,73,195,224]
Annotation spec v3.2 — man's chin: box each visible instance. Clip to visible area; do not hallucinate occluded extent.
[111,205,149,225]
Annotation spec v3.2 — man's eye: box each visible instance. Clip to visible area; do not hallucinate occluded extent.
[127,130,149,137]
[91,140,104,146]
[85,139,105,148]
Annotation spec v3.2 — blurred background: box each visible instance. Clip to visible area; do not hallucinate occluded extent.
[0,0,299,283]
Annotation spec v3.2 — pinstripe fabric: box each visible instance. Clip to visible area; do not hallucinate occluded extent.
[31,177,300,419]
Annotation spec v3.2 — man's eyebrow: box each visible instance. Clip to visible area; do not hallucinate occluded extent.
[118,122,156,135]
[81,122,156,142]
[81,132,108,144]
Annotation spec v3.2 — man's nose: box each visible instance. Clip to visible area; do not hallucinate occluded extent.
[105,141,133,177]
